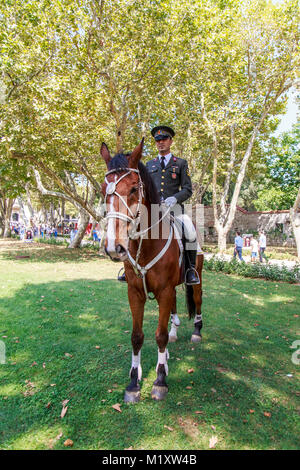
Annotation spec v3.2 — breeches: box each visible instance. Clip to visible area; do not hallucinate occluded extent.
[174,213,197,242]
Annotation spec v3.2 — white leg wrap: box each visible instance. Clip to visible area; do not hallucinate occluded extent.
[169,322,178,340]
[194,314,202,325]
[129,351,142,381]
[171,313,180,326]
[156,349,169,376]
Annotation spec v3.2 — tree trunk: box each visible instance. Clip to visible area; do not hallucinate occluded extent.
[3,216,11,238]
[68,209,90,249]
[0,198,14,238]
[290,187,300,259]
[25,184,36,225]
[61,199,65,234]
[216,225,228,253]
[49,203,55,226]
[292,222,300,259]
[203,82,291,255]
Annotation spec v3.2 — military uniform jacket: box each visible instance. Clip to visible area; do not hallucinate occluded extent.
[146,155,192,205]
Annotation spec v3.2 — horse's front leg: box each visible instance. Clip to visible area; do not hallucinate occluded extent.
[169,292,180,343]
[151,288,175,401]
[124,284,145,403]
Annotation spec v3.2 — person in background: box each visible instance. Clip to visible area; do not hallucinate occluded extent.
[26,227,32,240]
[250,236,258,262]
[20,225,25,241]
[259,230,268,263]
[97,229,102,245]
[92,228,99,244]
[233,231,244,261]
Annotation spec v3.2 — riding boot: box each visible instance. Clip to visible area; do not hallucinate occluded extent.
[184,248,200,285]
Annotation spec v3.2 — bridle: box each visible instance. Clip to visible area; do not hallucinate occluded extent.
[103,168,144,227]
[101,166,174,300]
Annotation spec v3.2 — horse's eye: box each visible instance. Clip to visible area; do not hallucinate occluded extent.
[130,187,138,195]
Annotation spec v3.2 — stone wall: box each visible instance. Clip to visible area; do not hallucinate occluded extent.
[203,206,296,247]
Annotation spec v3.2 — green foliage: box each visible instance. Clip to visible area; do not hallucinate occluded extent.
[254,186,297,211]
[0,158,30,198]
[1,1,298,175]
[204,256,300,283]
[254,121,300,210]
[0,0,298,239]
[34,237,68,247]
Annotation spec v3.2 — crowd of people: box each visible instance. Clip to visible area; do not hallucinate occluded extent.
[10,223,68,241]
[234,230,268,263]
[9,222,102,245]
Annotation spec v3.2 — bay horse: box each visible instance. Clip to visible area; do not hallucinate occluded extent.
[100,139,204,402]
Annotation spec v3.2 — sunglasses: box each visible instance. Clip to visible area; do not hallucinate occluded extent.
[155,135,170,141]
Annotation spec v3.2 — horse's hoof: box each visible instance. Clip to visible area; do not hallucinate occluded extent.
[151,385,168,401]
[191,334,202,343]
[124,390,141,403]
[169,335,177,343]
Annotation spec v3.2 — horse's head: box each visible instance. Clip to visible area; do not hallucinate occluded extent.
[100,139,144,261]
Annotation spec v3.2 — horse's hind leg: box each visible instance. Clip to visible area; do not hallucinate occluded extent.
[124,285,145,403]
[191,254,204,343]
[169,292,180,343]
[151,288,174,401]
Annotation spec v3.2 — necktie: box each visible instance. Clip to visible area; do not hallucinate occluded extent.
[160,156,165,170]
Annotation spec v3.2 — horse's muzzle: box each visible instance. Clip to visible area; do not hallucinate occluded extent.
[116,244,128,261]
[105,244,128,262]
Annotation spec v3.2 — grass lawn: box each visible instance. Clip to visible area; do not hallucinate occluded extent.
[0,240,299,450]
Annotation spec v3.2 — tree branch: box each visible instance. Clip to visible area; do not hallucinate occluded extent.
[201,93,220,229]
[6,50,55,101]
[10,152,100,220]
[220,124,237,223]
[33,167,81,209]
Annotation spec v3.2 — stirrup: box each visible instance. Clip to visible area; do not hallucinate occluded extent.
[117,267,127,282]
[185,267,200,285]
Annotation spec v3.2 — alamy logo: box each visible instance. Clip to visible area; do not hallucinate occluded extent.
[0,341,6,364]
[291,340,300,365]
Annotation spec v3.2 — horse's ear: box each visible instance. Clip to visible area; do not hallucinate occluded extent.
[128,138,144,169]
[100,142,111,167]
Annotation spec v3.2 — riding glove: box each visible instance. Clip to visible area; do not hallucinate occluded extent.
[164,196,177,207]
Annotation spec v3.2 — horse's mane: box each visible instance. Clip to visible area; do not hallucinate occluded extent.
[108,153,160,204]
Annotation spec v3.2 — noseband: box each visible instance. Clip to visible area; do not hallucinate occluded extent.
[104,168,144,228]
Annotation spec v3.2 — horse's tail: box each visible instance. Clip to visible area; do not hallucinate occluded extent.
[186,285,196,320]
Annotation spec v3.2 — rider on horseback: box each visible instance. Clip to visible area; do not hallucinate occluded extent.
[118,125,200,286]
